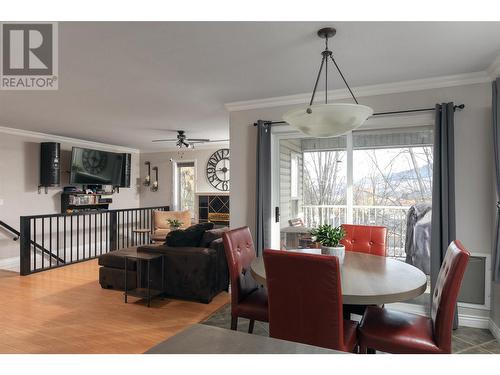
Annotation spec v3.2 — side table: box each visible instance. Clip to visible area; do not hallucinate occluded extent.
[124,251,165,307]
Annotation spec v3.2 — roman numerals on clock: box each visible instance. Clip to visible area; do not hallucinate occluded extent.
[206,148,230,191]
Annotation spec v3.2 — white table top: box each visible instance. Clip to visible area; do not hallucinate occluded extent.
[251,249,427,305]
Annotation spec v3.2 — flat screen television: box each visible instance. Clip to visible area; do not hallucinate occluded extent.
[69,147,124,186]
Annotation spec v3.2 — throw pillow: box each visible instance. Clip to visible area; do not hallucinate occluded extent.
[165,222,214,247]
[199,227,230,248]
[238,268,259,301]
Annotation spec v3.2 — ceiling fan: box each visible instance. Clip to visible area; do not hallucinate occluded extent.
[152,130,228,149]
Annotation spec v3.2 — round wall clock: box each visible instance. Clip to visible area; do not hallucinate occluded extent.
[206,148,230,191]
[82,149,108,175]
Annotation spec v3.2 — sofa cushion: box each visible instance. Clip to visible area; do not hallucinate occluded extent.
[165,222,215,247]
[153,210,191,230]
[199,227,230,248]
[98,247,139,270]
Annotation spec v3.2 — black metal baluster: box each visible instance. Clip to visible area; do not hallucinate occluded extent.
[83,214,86,260]
[63,216,66,264]
[76,215,80,261]
[89,214,92,259]
[99,213,103,256]
[70,216,73,262]
[33,218,37,271]
[41,218,45,270]
[56,217,60,266]
[49,217,52,268]
[94,213,97,258]
[106,212,109,252]
[127,210,130,247]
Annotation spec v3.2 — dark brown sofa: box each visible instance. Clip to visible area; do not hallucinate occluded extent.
[98,228,229,303]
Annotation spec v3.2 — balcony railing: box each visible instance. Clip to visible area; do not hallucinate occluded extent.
[301,204,411,259]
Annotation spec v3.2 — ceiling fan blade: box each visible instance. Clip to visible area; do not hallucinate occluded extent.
[186,138,211,142]
[205,139,230,142]
[151,139,178,142]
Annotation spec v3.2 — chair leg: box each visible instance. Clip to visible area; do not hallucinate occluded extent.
[231,316,238,331]
[359,344,368,354]
[248,319,255,334]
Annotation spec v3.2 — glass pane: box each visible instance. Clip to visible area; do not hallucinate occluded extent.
[178,165,195,217]
[279,136,347,250]
[353,145,433,260]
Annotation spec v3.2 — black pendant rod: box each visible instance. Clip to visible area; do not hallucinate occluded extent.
[330,55,358,104]
[309,54,326,107]
[253,104,465,126]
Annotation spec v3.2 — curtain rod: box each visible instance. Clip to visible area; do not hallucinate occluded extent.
[253,104,465,126]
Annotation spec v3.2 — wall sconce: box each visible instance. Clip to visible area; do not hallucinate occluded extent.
[151,166,159,192]
[143,161,151,186]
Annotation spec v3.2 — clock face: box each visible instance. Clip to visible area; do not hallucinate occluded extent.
[206,148,230,191]
[82,150,108,175]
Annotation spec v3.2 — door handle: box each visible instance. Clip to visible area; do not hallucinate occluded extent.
[275,206,280,223]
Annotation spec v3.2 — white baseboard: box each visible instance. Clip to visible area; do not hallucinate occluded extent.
[489,319,500,341]
[459,314,490,329]
[0,256,19,271]
[389,302,491,329]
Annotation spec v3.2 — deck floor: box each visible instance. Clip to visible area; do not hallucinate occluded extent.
[0,260,229,353]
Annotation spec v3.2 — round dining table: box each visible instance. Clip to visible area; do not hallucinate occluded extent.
[251,249,427,305]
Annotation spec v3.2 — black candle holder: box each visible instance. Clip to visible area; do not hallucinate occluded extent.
[151,166,159,192]
[144,161,151,186]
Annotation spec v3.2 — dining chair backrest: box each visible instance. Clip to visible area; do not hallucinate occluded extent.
[431,240,470,352]
[263,249,345,351]
[340,224,387,256]
[222,227,258,308]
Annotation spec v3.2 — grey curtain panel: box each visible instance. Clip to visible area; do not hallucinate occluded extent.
[430,102,457,327]
[493,78,500,282]
[255,120,272,256]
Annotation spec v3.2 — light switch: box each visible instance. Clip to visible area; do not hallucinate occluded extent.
[0,198,4,206]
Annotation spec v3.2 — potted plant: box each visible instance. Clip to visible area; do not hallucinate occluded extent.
[310,224,346,261]
[167,218,183,230]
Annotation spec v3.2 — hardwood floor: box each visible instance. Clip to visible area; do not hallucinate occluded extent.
[0,260,229,353]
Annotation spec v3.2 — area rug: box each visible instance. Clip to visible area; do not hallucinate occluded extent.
[201,303,270,337]
[201,303,500,353]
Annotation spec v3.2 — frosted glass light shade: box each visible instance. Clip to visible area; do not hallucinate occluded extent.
[283,103,373,138]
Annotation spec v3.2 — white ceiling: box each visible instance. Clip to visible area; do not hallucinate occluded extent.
[1,21,500,150]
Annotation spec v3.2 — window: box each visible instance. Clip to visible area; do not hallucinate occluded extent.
[176,162,195,217]
[278,127,433,258]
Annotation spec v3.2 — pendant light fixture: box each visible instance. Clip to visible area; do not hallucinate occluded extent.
[283,27,373,138]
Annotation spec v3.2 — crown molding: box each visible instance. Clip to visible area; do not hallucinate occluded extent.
[225,70,491,112]
[488,55,500,80]
[0,125,140,153]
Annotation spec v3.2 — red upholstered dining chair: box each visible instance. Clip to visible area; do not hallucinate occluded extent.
[341,224,388,319]
[340,224,388,256]
[222,227,268,334]
[263,249,358,352]
[358,240,470,354]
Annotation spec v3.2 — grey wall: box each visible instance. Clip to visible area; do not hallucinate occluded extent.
[0,130,140,270]
[230,82,495,322]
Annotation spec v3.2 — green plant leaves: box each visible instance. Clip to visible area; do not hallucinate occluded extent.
[310,224,345,247]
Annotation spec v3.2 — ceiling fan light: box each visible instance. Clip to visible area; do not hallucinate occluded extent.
[283,103,373,138]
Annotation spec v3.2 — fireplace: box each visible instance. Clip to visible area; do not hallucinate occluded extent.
[197,194,230,227]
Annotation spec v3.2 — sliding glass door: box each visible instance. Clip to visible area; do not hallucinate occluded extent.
[272,126,433,264]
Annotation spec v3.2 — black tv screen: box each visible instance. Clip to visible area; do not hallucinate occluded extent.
[69,147,123,186]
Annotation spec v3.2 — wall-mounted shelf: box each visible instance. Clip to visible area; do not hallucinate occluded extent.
[61,192,113,214]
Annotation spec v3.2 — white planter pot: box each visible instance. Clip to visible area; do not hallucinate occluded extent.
[321,244,345,263]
